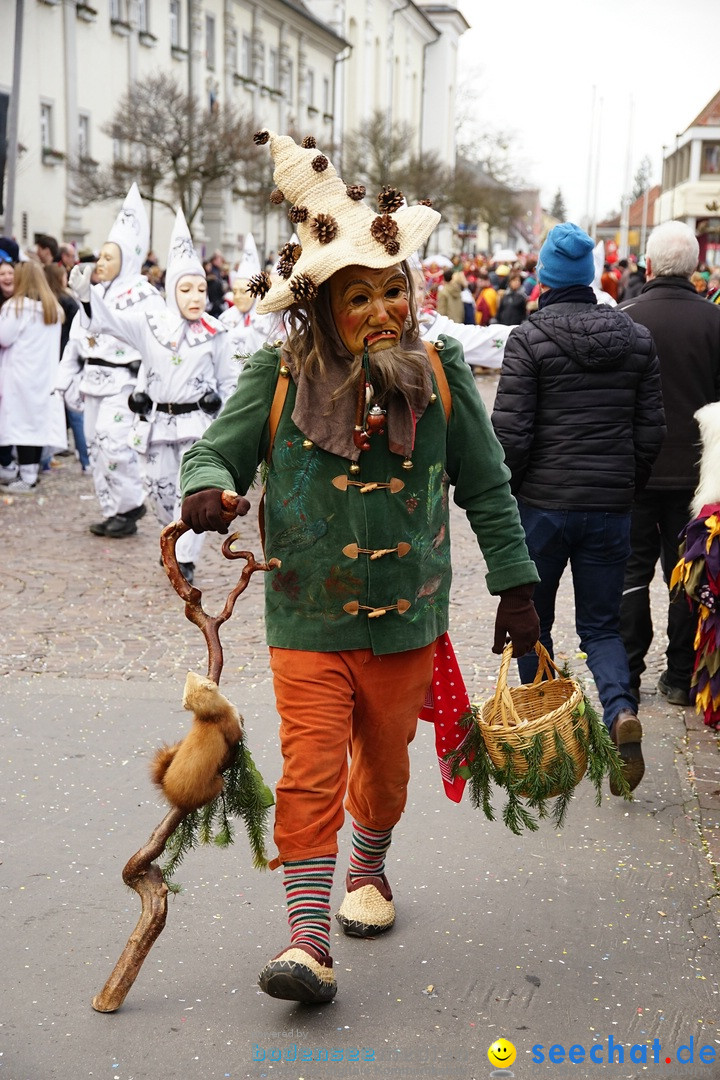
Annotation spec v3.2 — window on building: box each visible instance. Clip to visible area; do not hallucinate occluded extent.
[110,0,122,20]
[702,142,720,176]
[323,76,330,115]
[268,48,279,90]
[78,113,90,159]
[170,0,180,47]
[307,69,315,109]
[241,33,252,78]
[136,0,148,32]
[206,14,216,70]
[40,102,53,149]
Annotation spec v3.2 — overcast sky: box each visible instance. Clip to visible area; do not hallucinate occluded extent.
[457,0,719,224]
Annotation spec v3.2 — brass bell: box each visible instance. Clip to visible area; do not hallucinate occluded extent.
[349,462,361,475]
[302,439,313,450]
[279,364,290,377]
[402,458,413,470]
[429,393,437,403]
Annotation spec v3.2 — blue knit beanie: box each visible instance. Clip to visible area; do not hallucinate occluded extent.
[537,223,595,288]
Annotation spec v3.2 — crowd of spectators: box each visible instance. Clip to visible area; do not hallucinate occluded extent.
[2,225,720,496]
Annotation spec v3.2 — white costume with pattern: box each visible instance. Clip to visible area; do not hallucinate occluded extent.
[82,210,239,565]
[57,184,163,517]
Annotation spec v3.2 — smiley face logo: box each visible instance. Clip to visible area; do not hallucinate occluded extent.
[488,1039,517,1068]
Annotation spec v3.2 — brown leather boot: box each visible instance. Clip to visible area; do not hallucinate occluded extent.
[610,709,644,795]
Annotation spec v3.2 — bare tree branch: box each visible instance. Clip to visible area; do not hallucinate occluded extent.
[343,110,416,198]
[67,74,258,233]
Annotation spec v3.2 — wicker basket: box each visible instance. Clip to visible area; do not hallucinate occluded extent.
[477,642,588,797]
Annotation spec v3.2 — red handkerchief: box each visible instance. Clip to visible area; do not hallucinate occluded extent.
[419,632,471,802]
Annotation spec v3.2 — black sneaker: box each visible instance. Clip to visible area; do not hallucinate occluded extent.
[178,561,195,585]
[103,515,138,538]
[657,670,691,706]
[89,518,112,536]
[122,503,147,522]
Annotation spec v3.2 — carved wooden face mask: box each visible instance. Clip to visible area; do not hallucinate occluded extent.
[328,264,410,357]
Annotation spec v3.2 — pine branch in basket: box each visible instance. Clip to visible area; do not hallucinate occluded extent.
[445,692,632,836]
[448,707,496,822]
[583,698,632,802]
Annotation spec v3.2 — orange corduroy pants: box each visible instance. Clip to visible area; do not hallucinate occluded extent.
[268,643,436,869]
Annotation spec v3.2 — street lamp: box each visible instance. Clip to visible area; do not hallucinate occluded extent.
[670,132,680,220]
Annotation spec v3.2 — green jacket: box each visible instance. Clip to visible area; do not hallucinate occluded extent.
[180,335,538,654]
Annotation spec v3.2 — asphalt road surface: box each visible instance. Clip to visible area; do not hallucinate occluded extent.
[2,377,719,1080]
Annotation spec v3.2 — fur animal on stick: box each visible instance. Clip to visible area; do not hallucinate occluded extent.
[151,671,243,811]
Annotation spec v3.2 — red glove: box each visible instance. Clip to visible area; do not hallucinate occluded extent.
[181,488,250,534]
[493,584,540,657]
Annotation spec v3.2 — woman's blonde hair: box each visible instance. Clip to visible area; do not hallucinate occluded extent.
[43,262,69,299]
[12,260,61,324]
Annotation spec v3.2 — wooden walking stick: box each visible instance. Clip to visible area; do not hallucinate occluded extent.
[91,491,280,1013]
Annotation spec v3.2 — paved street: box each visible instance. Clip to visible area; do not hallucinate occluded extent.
[2,377,719,1080]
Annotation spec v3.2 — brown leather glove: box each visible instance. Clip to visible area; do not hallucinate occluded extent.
[181,488,251,534]
[493,583,540,657]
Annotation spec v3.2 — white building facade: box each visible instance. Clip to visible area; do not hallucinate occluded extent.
[655,90,720,267]
[1,0,469,264]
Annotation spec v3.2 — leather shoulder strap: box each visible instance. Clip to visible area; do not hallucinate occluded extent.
[260,357,290,557]
[423,339,452,422]
[266,359,290,463]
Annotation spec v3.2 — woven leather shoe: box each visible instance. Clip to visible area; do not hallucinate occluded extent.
[657,670,691,706]
[335,871,395,937]
[609,709,644,795]
[258,944,336,1004]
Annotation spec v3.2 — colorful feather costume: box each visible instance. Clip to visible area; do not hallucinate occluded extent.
[670,402,720,729]
[671,504,720,727]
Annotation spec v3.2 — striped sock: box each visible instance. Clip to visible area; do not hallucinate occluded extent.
[347,821,393,883]
[283,855,337,957]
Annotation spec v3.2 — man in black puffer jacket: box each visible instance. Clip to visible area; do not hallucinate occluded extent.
[617,221,720,706]
[492,222,665,796]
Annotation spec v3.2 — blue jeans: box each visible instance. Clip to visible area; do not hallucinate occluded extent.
[518,503,636,730]
[66,406,90,468]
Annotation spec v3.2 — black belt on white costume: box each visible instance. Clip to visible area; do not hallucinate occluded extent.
[84,357,140,374]
[155,401,200,415]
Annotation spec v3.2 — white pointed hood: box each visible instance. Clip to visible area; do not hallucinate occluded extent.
[165,208,206,318]
[105,183,150,296]
[231,232,261,284]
